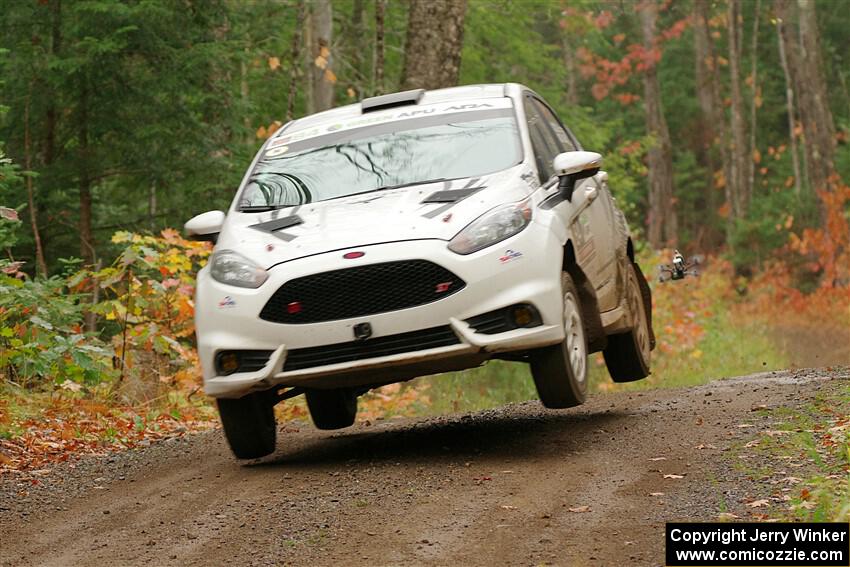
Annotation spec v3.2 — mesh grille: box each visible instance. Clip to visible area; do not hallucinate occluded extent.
[284,325,460,371]
[260,260,465,324]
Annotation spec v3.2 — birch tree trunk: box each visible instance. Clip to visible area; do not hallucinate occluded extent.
[401,0,467,90]
[775,6,803,196]
[727,0,749,218]
[776,0,837,205]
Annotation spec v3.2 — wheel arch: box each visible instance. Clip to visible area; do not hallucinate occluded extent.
[562,240,607,353]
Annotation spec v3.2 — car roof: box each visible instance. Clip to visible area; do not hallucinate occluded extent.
[278,83,525,137]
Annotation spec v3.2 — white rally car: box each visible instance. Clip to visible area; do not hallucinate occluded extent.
[185,84,655,459]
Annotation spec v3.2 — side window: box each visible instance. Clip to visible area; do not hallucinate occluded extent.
[532,98,578,153]
[523,96,559,183]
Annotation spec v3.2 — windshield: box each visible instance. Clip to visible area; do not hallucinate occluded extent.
[238,107,521,209]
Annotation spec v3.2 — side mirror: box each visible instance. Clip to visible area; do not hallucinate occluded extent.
[185,210,225,243]
[553,151,602,201]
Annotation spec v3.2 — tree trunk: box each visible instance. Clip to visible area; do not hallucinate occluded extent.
[727,0,749,218]
[148,183,157,231]
[747,0,761,201]
[775,6,803,196]
[351,0,366,83]
[240,54,250,134]
[693,0,730,245]
[561,34,578,106]
[78,77,95,267]
[308,0,334,112]
[400,0,467,90]
[640,1,677,249]
[796,0,837,192]
[374,0,386,95]
[44,0,61,167]
[286,0,305,120]
[24,96,48,277]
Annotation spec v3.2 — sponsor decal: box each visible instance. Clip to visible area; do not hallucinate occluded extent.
[265,145,289,157]
[499,249,523,264]
[218,296,237,309]
[267,99,511,147]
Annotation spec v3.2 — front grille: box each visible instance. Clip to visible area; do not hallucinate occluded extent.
[284,325,460,371]
[260,260,465,324]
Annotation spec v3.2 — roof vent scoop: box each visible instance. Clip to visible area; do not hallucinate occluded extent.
[361,89,425,113]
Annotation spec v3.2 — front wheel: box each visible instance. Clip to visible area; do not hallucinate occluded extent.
[305,388,358,430]
[529,272,588,409]
[603,261,652,382]
[217,390,277,460]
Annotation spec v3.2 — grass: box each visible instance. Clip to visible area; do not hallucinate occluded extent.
[403,312,787,416]
[735,378,850,522]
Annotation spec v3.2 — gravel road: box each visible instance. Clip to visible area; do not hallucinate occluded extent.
[1,368,845,566]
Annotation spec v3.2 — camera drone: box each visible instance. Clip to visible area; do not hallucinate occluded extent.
[658,250,702,282]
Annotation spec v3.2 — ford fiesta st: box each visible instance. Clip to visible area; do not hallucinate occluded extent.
[185,83,655,459]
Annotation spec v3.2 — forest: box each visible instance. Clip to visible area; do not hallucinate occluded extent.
[0,0,848,504]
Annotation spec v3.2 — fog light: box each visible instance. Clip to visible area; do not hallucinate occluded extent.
[512,305,533,326]
[217,352,239,375]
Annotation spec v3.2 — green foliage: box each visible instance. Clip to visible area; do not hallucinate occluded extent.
[84,229,211,392]
[0,145,21,250]
[0,268,115,388]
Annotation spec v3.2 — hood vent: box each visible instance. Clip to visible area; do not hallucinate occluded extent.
[361,89,425,113]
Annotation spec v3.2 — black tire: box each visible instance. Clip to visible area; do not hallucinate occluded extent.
[529,272,588,409]
[604,262,652,382]
[216,390,277,459]
[305,388,357,430]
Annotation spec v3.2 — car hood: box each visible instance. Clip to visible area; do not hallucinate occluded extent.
[216,166,534,268]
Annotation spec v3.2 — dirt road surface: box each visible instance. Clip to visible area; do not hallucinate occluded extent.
[1,368,846,566]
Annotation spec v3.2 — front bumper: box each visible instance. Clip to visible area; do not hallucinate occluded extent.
[196,223,565,398]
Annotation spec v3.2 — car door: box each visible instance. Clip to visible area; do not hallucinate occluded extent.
[525,95,619,311]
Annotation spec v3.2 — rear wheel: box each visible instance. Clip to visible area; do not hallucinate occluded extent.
[604,262,651,382]
[305,388,358,430]
[217,390,277,459]
[529,272,588,409]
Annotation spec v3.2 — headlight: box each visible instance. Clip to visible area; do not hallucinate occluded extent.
[448,200,533,255]
[209,249,269,288]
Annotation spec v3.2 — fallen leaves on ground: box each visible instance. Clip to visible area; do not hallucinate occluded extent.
[0,395,216,475]
[568,505,592,513]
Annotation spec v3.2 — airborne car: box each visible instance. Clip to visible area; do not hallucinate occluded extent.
[185,84,654,459]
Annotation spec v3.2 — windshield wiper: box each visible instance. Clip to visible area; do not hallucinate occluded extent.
[239,204,293,213]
